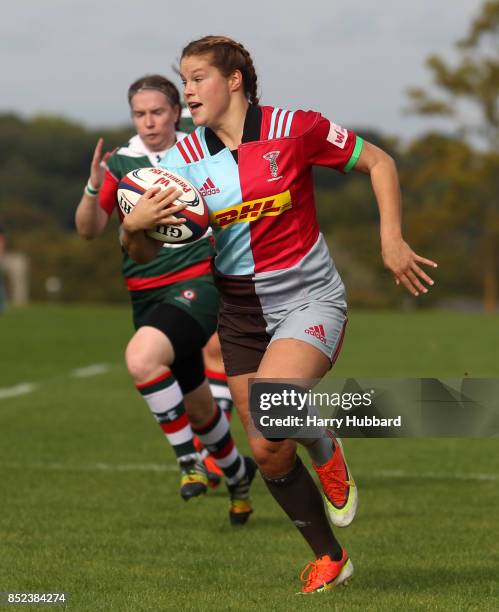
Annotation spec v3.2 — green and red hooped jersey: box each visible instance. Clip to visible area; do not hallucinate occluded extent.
[99,133,214,292]
[159,106,363,309]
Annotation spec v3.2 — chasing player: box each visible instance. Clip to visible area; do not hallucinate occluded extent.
[74,74,256,525]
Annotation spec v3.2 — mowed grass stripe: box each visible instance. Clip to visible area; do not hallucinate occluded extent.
[0,362,120,402]
[1,460,498,481]
[0,382,37,399]
[0,305,498,611]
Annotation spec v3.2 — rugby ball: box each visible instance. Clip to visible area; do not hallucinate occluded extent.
[117,167,208,244]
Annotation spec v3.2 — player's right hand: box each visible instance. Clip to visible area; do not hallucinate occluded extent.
[122,187,187,233]
[382,237,437,296]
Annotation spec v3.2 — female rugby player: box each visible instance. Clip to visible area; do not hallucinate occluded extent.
[122,39,437,593]
[75,74,255,525]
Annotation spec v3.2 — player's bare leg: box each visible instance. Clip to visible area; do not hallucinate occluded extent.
[126,327,255,521]
[258,339,358,528]
[125,326,208,500]
[228,338,355,588]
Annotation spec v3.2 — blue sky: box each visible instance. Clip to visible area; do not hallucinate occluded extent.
[1,0,484,140]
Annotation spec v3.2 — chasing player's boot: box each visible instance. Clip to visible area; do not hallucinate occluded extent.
[299,549,354,594]
[192,405,257,524]
[136,370,208,500]
[193,434,223,488]
[227,456,257,525]
[202,450,224,488]
[192,369,235,489]
[313,431,358,527]
[179,455,208,501]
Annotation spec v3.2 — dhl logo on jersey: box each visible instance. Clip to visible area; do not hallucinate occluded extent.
[211,191,292,229]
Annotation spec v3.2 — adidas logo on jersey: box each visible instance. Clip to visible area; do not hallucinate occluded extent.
[305,324,327,344]
[199,177,220,197]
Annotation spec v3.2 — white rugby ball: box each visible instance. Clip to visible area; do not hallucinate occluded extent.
[117,167,209,244]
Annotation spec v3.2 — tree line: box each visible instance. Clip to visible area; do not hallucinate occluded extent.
[1,0,497,310]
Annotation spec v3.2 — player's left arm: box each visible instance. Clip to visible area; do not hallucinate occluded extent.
[120,226,162,264]
[352,141,438,296]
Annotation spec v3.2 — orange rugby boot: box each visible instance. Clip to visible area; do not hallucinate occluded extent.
[299,549,354,594]
[313,431,358,527]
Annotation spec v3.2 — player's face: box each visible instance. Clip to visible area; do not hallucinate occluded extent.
[130,90,179,152]
[180,55,233,128]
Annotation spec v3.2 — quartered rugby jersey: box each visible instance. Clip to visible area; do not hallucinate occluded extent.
[159,106,363,307]
[99,133,213,292]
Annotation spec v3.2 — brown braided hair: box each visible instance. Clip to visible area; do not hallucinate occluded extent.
[181,36,259,106]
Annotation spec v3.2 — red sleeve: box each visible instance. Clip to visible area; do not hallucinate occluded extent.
[291,110,360,173]
[98,169,119,216]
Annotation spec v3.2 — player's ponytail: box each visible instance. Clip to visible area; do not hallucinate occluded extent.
[181,36,259,106]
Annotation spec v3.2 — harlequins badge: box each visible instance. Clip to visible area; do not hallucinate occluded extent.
[263,151,282,182]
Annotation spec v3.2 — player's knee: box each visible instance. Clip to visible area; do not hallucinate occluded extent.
[125,342,156,384]
[250,438,296,477]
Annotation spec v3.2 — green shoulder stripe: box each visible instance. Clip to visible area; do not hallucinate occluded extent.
[344,136,364,173]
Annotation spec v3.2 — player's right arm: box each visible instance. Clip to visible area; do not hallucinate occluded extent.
[121,187,186,264]
[75,138,111,239]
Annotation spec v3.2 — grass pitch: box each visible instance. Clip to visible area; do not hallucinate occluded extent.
[1,305,498,611]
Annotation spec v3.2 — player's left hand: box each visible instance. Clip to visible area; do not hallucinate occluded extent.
[89,138,106,189]
[381,238,437,296]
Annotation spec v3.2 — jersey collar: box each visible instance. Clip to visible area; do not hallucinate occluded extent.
[204,105,262,157]
[127,132,187,164]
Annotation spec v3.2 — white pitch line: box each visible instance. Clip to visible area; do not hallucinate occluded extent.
[0,462,497,481]
[0,363,114,401]
[0,383,37,400]
[370,469,499,482]
[70,363,111,378]
[0,461,177,473]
